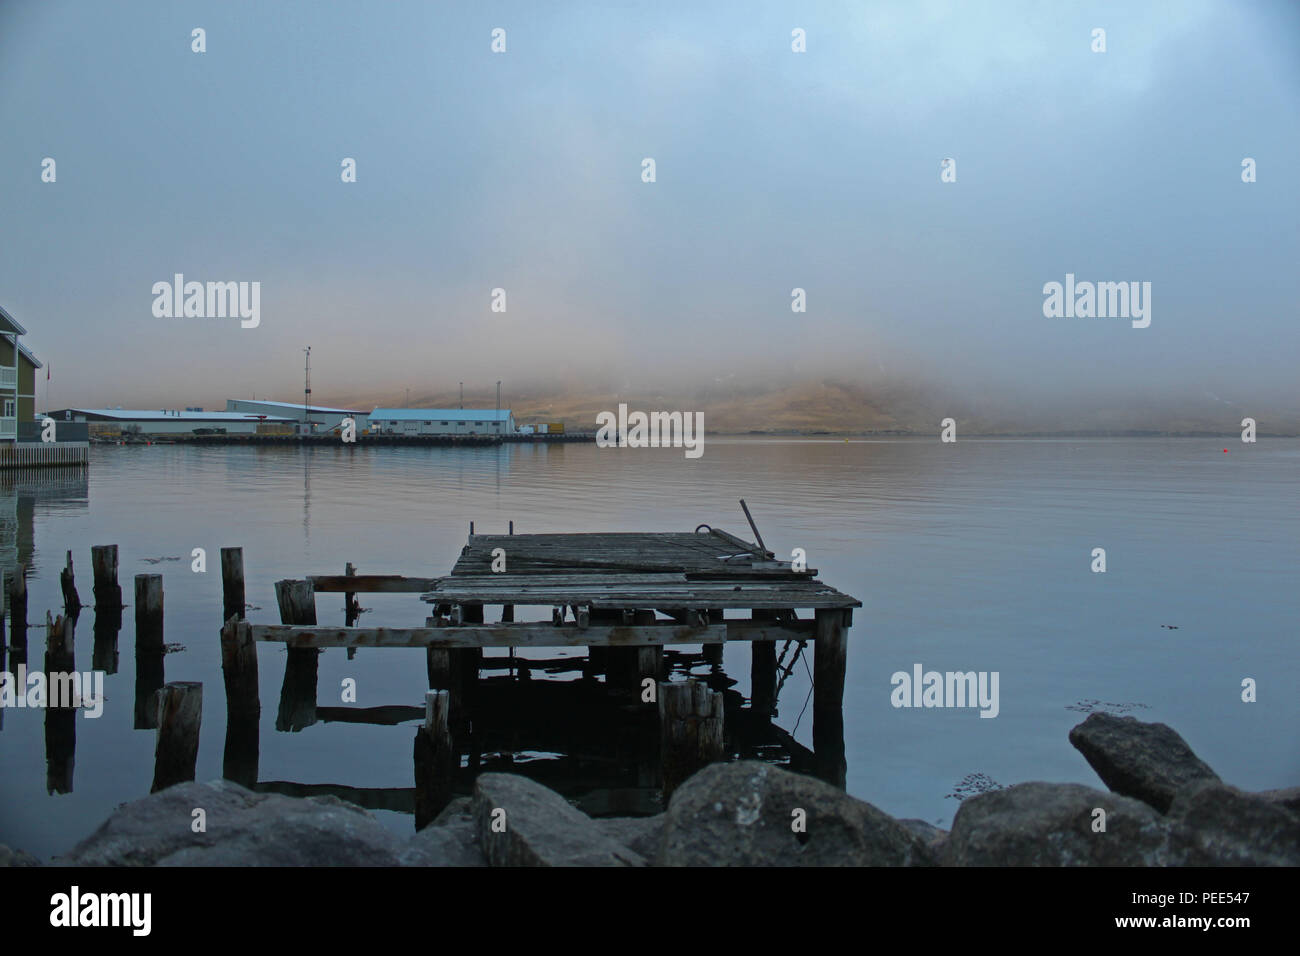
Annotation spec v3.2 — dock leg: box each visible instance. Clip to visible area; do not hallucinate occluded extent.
[750,610,778,721]
[812,608,849,788]
[702,609,724,667]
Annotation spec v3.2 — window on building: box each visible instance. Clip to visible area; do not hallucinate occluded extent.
[441,421,449,425]
[2,400,13,418]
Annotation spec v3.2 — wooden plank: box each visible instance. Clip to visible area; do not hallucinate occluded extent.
[252,623,729,649]
[308,575,437,593]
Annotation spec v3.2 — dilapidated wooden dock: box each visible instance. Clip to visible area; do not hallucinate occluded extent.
[219,522,861,820]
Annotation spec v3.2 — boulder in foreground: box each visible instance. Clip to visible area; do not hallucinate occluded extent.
[658,761,934,866]
[1068,713,1220,813]
[944,782,1171,866]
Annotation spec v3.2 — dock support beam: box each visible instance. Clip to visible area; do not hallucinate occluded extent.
[750,610,778,720]
[812,607,849,788]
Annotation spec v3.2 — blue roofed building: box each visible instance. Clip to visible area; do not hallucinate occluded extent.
[368,408,514,436]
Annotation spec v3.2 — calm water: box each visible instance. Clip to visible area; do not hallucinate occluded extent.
[1,438,1297,858]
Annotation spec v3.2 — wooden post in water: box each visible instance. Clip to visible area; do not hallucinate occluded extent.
[220,548,245,624]
[151,681,203,792]
[91,545,123,675]
[60,551,81,620]
[275,579,319,732]
[750,610,779,721]
[44,612,77,794]
[344,562,359,660]
[812,607,849,788]
[701,609,724,666]
[90,545,121,612]
[220,617,260,786]
[659,680,724,800]
[134,574,166,730]
[413,689,454,830]
[9,564,28,661]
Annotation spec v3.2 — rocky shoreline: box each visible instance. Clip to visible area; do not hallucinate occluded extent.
[4,713,1296,867]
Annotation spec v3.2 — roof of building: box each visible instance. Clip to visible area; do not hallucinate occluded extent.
[46,408,297,422]
[370,408,512,422]
[0,304,29,336]
[17,343,41,369]
[228,399,364,414]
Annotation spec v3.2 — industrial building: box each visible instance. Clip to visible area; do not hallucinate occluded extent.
[368,408,514,436]
[44,408,296,437]
[225,399,367,432]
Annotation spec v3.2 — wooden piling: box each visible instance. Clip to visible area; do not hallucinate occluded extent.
[220,617,260,786]
[220,547,245,623]
[151,681,203,793]
[812,607,849,788]
[59,551,81,619]
[134,574,165,730]
[701,608,724,666]
[413,689,454,830]
[90,545,122,611]
[750,610,779,719]
[8,564,27,659]
[659,680,724,800]
[44,612,77,794]
[135,574,164,651]
[275,579,319,732]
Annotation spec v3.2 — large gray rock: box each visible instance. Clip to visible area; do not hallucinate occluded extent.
[1069,714,1220,813]
[1255,786,1300,816]
[944,782,1172,865]
[59,780,460,866]
[473,774,646,866]
[657,761,934,866]
[0,844,40,866]
[1167,782,1300,866]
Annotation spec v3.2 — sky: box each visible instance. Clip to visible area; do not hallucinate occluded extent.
[0,0,1297,418]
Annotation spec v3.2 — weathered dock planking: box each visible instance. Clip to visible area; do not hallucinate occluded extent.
[243,526,861,790]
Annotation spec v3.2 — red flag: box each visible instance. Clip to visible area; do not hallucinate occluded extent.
[47,364,50,380]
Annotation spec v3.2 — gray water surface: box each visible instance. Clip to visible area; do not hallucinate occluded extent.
[1,437,1296,858]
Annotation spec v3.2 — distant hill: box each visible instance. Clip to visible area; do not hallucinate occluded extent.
[313,379,1300,437]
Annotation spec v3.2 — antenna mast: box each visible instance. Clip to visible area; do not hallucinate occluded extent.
[303,346,312,430]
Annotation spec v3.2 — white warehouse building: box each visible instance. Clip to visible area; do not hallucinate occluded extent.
[226,399,367,432]
[368,408,514,436]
